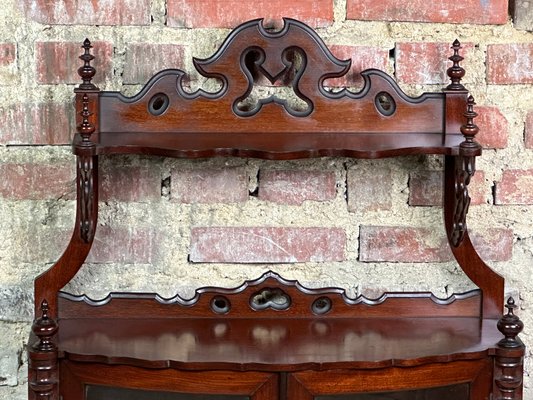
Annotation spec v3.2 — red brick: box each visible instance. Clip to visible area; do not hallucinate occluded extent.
[396,42,473,85]
[88,226,158,263]
[171,167,248,204]
[0,43,16,66]
[495,169,533,204]
[0,103,72,144]
[409,170,486,206]
[190,227,346,263]
[20,0,150,25]
[36,41,112,85]
[347,167,392,212]
[359,226,452,263]
[258,170,336,205]
[360,226,512,263]
[346,0,508,24]
[487,44,533,84]
[123,44,186,84]
[525,111,533,149]
[326,45,390,87]
[101,164,161,202]
[475,106,508,149]
[167,0,333,28]
[471,228,513,262]
[0,163,75,200]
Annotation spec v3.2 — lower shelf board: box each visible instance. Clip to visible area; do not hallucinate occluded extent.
[57,316,502,371]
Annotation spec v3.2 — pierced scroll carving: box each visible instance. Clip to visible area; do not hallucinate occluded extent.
[78,156,95,243]
[234,46,312,116]
[452,96,481,246]
[29,300,58,400]
[192,18,350,117]
[250,287,291,310]
[452,155,475,246]
[446,39,466,91]
[495,298,525,400]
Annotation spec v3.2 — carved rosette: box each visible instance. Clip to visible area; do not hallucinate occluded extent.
[495,298,525,400]
[28,301,58,400]
[78,156,95,243]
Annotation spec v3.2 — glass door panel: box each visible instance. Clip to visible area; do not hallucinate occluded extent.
[87,385,250,400]
[316,383,469,400]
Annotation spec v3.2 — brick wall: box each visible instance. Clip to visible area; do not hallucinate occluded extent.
[1,0,532,398]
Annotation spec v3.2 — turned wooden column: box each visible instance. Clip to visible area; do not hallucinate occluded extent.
[28,300,59,400]
[494,297,525,400]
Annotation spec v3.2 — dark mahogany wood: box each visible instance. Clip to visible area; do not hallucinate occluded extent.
[57,272,482,319]
[28,17,524,400]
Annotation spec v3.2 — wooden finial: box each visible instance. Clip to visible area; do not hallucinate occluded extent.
[78,38,98,90]
[31,300,58,352]
[497,297,524,348]
[77,93,95,145]
[460,95,480,150]
[446,39,465,90]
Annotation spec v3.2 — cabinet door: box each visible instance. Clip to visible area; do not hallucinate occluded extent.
[288,360,492,400]
[60,361,278,400]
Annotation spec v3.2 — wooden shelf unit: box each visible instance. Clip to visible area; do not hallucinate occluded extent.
[28,18,524,400]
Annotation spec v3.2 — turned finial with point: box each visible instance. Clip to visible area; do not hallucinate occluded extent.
[78,38,98,90]
[446,39,465,91]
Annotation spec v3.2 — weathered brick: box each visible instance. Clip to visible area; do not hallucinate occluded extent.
[396,42,472,85]
[326,45,390,87]
[409,170,486,206]
[359,226,452,263]
[171,167,248,204]
[36,41,113,85]
[471,228,513,262]
[258,169,336,205]
[167,0,334,28]
[487,44,533,84]
[16,226,157,264]
[476,106,508,149]
[0,103,73,144]
[123,43,186,84]
[0,163,75,200]
[101,164,161,202]
[190,227,346,263]
[511,0,533,31]
[360,226,510,263]
[88,226,158,263]
[14,228,71,264]
[17,225,157,264]
[347,167,392,212]
[20,0,151,25]
[495,169,533,204]
[346,0,508,24]
[525,111,533,149]
[0,43,15,66]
